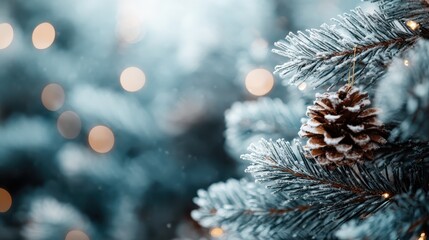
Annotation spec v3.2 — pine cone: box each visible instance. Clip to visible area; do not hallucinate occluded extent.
[299,85,388,166]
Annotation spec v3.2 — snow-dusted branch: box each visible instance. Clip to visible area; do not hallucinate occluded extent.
[225,98,304,159]
[241,138,429,233]
[337,190,429,240]
[192,179,300,239]
[273,8,419,89]
[243,139,429,197]
[368,0,429,30]
[376,40,429,141]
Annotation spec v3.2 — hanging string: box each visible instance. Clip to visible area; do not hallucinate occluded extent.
[347,47,357,87]
[351,47,357,86]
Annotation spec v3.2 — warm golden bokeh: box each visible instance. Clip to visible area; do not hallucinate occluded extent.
[88,125,115,153]
[65,230,90,240]
[0,23,14,49]
[57,111,82,139]
[210,227,224,238]
[41,83,65,111]
[404,59,409,66]
[32,22,56,49]
[120,67,146,92]
[298,82,307,91]
[245,68,274,96]
[406,20,420,31]
[0,188,12,213]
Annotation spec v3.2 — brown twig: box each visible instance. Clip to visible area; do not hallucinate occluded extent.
[272,165,389,197]
[321,36,419,60]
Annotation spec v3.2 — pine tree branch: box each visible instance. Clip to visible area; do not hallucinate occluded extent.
[192,179,311,239]
[192,175,416,238]
[22,197,96,240]
[273,8,419,89]
[192,178,380,239]
[194,140,429,238]
[375,40,429,142]
[225,98,304,159]
[69,85,156,141]
[337,190,429,240]
[367,0,429,31]
[241,138,429,234]
[243,139,429,197]
[374,140,429,161]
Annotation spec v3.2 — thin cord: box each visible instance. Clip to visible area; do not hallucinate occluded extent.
[347,47,357,87]
[351,47,357,86]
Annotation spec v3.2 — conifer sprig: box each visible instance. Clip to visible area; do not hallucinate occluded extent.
[273,8,418,89]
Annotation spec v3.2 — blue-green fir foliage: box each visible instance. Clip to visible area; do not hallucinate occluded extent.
[193,0,429,239]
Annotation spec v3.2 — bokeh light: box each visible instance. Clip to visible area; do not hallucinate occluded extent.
[298,82,307,91]
[88,125,115,153]
[210,227,224,238]
[0,188,12,213]
[120,67,146,92]
[406,20,420,31]
[32,22,56,49]
[245,68,274,96]
[404,59,409,66]
[65,230,90,240]
[0,23,14,49]
[57,111,82,139]
[41,83,65,111]
[116,1,144,44]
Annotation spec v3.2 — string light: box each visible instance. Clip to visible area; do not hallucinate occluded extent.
[57,111,81,139]
[210,227,224,238]
[298,82,307,91]
[382,193,390,199]
[0,23,14,49]
[65,230,90,240]
[32,22,56,49]
[245,68,274,96]
[41,83,65,111]
[406,20,420,31]
[404,59,410,66]
[88,125,115,154]
[120,67,146,92]
[0,188,12,213]
[419,232,427,240]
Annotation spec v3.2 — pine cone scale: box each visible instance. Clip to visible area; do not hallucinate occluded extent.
[347,124,365,133]
[369,134,387,144]
[307,119,322,127]
[307,137,327,148]
[324,114,342,123]
[326,150,344,162]
[335,144,353,153]
[323,133,344,145]
[359,108,380,118]
[300,125,325,135]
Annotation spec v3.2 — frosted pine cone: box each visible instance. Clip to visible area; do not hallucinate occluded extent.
[299,85,388,166]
